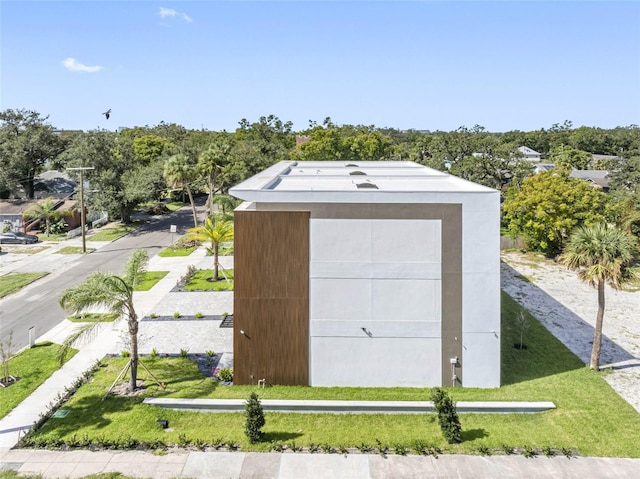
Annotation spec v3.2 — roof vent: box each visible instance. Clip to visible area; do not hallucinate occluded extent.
[356,182,378,189]
[349,170,367,176]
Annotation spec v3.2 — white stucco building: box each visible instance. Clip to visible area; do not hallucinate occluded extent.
[230,161,501,388]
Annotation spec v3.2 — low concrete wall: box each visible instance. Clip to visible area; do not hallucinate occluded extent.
[143,398,556,414]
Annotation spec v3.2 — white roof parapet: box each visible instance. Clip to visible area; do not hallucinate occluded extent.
[229,161,498,204]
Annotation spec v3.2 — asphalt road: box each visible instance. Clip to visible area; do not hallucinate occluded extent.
[0,204,204,351]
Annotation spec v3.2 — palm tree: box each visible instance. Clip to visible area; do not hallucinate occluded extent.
[198,140,232,217]
[164,153,199,228]
[186,215,234,281]
[559,224,637,370]
[23,198,70,237]
[59,249,148,392]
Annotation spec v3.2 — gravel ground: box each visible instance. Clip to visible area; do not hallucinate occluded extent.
[501,252,640,413]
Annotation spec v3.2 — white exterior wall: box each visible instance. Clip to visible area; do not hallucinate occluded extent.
[460,193,501,387]
[309,219,442,387]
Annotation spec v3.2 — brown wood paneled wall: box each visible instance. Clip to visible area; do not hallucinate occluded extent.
[234,210,310,385]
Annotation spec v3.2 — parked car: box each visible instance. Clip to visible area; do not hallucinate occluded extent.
[0,232,39,244]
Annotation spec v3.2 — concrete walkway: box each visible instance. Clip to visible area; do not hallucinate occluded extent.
[1,448,640,479]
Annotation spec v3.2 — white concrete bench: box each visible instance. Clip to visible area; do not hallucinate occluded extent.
[143,398,556,414]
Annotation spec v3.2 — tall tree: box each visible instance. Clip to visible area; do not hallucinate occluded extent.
[559,224,637,370]
[59,249,149,392]
[503,171,607,256]
[548,144,592,170]
[0,109,64,198]
[198,138,232,217]
[164,153,199,227]
[186,215,234,280]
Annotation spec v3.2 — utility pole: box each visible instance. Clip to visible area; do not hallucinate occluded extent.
[67,167,95,253]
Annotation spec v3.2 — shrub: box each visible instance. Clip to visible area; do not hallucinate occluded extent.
[173,312,181,319]
[120,350,130,358]
[149,313,157,319]
[244,392,265,443]
[195,311,204,319]
[430,387,462,444]
[180,348,189,358]
[217,368,233,382]
[206,350,215,357]
[149,348,158,359]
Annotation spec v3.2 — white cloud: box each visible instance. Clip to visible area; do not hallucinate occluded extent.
[158,7,192,23]
[62,57,103,73]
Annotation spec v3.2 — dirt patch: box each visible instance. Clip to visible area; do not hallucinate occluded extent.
[109,380,148,397]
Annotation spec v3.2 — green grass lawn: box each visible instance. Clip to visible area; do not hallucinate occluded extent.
[0,343,77,420]
[67,313,119,323]
[86,224,138,242]
[55,246,96,254]
[24,292,640,457]
[158,246,197,257]
[0,245,50,255]
[184,269,233,291]
[133,271,169,291]
[0,272,49,298]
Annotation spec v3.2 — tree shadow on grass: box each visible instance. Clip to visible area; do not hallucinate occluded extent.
[263,431,303,442]
[500,262,636,386]
[461,429,488,441]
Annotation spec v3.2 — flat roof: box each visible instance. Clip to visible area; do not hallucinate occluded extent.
[230,161,497,203]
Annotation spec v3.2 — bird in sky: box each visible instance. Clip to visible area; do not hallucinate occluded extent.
[102,109,111,120]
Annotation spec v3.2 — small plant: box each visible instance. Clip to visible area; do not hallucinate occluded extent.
[514,311,531,350]
[0,330,16,387]
[180,348,189,358]
[375,439,389,457]
[288,441,302,452]
[477,445,492,456]
[192,437,206,450]
[149,313,157,319]
[221,312,229,318]
[339,445,349,455]
[320,443,335,454]
[195,311,204,319]
[522,445,537,458]
[561,447,575,458]
[271,441,284,452]
[501,444,515,455]
[217,367,233,382]
[225,441,239,451]
[244,392,265,443]
[173,312,181,319]
[542,446,556,457]
[120,350,130,358]
[394,444,409,456]
[177,433,189,448]
[308,443,320,453]
[149,348,158,359]
[357,443,374,454]
[206,350,215,357]
[431,387,462,444]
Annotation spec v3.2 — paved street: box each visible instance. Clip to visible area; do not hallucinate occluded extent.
[0,203,204,351]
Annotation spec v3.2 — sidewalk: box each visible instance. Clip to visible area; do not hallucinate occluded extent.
[1,448,639,479]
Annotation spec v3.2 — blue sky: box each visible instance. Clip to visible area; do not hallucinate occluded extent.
[2,1,639,133]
